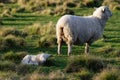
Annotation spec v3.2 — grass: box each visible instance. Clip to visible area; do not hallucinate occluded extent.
[1,14,60,28]
[0,1,120,79]
[93,68,120,80]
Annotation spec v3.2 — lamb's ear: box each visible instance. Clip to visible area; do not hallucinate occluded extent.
[94,7,98,10]
[102,8,105,13]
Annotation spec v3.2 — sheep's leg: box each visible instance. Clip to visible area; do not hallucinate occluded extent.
[58,43,61,55]
[67,36,73,56]
[85,43,90,54]
[68,43,72,56]
[57,38,62,55]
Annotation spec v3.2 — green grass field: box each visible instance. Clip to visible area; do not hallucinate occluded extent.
[0,1,120,80]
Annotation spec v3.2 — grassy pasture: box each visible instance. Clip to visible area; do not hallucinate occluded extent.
[0,1,120,80]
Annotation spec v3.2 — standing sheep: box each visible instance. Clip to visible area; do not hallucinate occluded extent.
[56,6,112,56]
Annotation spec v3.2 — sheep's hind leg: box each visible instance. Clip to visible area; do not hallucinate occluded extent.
[67,36,73,56]
[57,38,62,55]
[85,43,90,54]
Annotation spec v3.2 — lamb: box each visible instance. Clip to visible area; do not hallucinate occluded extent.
[56,6,112,56]
[21,53,51,65]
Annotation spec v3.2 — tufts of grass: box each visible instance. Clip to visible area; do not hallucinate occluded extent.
[63,1,76,8]
[0,3,4,7]
[0,35,26,50]
[0,60,16,71]
[0,0,17,3]
[40,8,54,15]
[15,6,26,13]
[24,23,41,35]
[3,51,27,63]
[25,22,56,47]
[0,71,20,80]
[93,68,120,80]
[83,0,103,7]
[65,55,105,73]
[0,8,12,17]
[27,73,42,80]
[35,67,53,74]
[38,35,56,47]
[17,0,48,12]
[0,35,16,50]
[102,0,120,10]
[96,45,114,54]
[24,22,55,36]
[16,64,37,75]
[21,70,66,80]
[43,56,58,67]
[4,51,17,62]
[54,5,74,16]
[76,68,93,80]
[109,49,120,57]
[1,27,27,37]
[16,51,28,58]
[49,70,66,80]
[17,0,75,15]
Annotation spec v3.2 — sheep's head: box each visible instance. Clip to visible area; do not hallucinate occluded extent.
[93,6,112,20]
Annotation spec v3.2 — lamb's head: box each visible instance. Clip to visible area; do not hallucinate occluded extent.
[93,6,112,20]
[36,53,51,64]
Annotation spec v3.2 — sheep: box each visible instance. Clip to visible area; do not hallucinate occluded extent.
[22,53,51,65]
[56,6,112,56]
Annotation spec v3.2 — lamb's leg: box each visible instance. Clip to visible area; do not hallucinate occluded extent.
[85,43,90,54]
[57,38,62,55]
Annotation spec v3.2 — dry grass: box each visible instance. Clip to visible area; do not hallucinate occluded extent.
[102,0,120,10]
[65,55,105,73]
[49,70,66,80]
[93,68,120,80]
[82,0,103,7]
[0,8,12,17]
[3,51,27,63]
[21,70,66,80]
[1,27,27,37]
[38,35,56,47]
[17,0,75,15]
[1,0,119,16]
[24,22,56,47]
[76,68,93,80]
[54,5,74,16]
[0,0,14,3]
[96,45,114,54]
[0,71,20,80]
[0,35,26,50]
[0,60,16,71]
[24,22,55,36]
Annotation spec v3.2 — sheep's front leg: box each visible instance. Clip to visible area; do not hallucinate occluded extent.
[85,43,90,54]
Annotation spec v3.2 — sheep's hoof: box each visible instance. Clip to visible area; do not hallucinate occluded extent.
[85,52,89,55]
[58,53,61,56]
[68,53,71,56]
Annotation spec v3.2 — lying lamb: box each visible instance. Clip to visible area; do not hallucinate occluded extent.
[22,53,51,65]
[56,6,112,56]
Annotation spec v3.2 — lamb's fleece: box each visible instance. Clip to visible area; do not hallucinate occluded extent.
[22,53,51,65]
[56,6,112,55]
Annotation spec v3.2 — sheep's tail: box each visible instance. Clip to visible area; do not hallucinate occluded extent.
[56,26,67,43]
